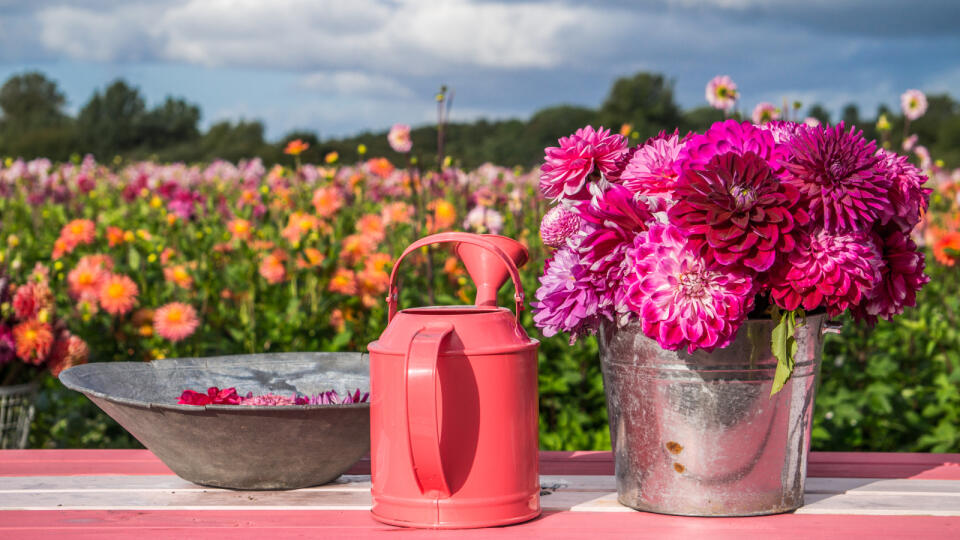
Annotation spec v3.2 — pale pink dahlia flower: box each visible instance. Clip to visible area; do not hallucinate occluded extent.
[669,151,809,272]
[781,124,893,233]
[532,247,601,342]
[901,89,928,121]
[619,130,686,205]
[853,227,929,325]
[705,75,739,111]
[752,102,780,125]
[539,126,628,202]
[761,120,803,144]
[540,204,581,248]
[388,124,413,153]
[679,119,783,173]
[876,148,930,234]
[769,228,883,316]
[624,222,755,353]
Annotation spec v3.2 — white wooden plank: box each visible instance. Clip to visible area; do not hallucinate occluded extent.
[0,475,371,493]
[796,493,960,516]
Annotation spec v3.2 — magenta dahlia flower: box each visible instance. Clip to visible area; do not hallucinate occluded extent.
[781,124,893,233]
[619,130,685,205]
[575,183,655,319]
[853,227,929,325]
[679,119,784,173]
[532,247,602,342]
[539,126,629,202]
[770,228,883,316]
[624,222,755,353]
[540,204,582,248]
[669,151,809,272]
[876,148,930,233]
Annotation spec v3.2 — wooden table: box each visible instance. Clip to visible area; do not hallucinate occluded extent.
[2,450,959,538]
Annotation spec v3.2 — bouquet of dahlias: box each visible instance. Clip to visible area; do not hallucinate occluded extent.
[1,264,89,386]
[533,120,929,393]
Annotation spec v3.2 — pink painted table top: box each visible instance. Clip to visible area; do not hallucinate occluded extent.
[2,450,959,539]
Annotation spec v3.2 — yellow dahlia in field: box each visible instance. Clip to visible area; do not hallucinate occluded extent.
[163,264,193,290]
[154,302,200,342]
[98,274,139,316]
[13,320,54,365]
[259,250,287,284]
[329,268,358,295]
[312,186,344,218]
[227,218,252,242]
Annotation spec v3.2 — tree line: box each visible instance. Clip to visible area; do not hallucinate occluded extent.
[1,71,958,168]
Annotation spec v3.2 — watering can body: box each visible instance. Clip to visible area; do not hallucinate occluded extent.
[367,233,540,529]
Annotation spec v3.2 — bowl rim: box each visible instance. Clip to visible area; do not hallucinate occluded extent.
[59,352,371,412]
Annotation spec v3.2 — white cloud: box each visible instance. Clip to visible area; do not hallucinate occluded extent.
[298,71,415,99]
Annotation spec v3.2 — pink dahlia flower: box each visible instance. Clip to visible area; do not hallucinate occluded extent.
[876,148,930,233]
[853,227,929,325]
[752,102,780,125]
[770,228,883,316]
[781,124,893,233]
[624,222,755,353]
[901,89,928,121]
[679,119,784,173]
[532,247,602,342]
[619,130,686,205]
[539,126,628,202]
[540,204,581,248]
[761,120,803,144]
[705,75,738,111]
[669,151,809,272]
[388,124,412,153]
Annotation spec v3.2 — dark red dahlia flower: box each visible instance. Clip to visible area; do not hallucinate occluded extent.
[781,124,893,233]
[769,228,883,316]
[876,148,930,234]
[669,151,809,272]
[852,226,929,325]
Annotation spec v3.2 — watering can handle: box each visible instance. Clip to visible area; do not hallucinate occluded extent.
[405,321,454,498]
[386,232,525,322]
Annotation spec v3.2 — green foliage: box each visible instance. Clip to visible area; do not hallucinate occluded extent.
[771,308,800,396]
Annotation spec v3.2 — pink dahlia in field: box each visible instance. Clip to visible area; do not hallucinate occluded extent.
[154,302,200,342]
[532,247,601,341]
[669,152,809,272]
[853,227,929,325]
[540,204,581,248]
[388,124,413,153]
[752,102,780,125]
[539,126,628,201]
[781,124,892,233]
[624,222,755,353]
[876,148,930,233]
[679,119,783,172]
[901,89,928,121]
[705,75,738,111]
[770,228,883,316]
[619,130,685,205]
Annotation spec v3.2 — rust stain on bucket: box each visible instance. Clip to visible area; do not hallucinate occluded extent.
[673,463,685,474]
[665,441,683,454]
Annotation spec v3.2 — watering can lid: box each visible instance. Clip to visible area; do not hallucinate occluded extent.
[368,306,537,356]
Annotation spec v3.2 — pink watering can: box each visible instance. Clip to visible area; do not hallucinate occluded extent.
[367,232,540,529]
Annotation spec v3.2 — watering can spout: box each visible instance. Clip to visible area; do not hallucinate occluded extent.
[455,234,529,308]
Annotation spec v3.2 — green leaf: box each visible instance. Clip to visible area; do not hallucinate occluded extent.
[771,308,798,396]
[127,246,140,270]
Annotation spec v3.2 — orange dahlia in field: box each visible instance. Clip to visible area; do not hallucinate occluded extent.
[297,247,326,269]
[381,202,413,225]
[428,199,457,231]
[340,234,374,265]
[106,226,126,247]
[259,250,287,284]
[365,253,393,273]
[61,219,96,249]
[163,264,193,290]
[13,320,54,365]
[154,302,200,342]
[329,269,357,295]
[281,212,319,244]
[284,139,310,156]
[312,186,344,218]
[932,229,960,266]
[47,332,89,377]
[367,157,395,179]
[13,281,54,320]
[68,255,112,299]
[227,219,252,242]
[98,274,139,316]
[356,214,385,242]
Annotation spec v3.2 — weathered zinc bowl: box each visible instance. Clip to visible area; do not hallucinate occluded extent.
[59,352,370,490]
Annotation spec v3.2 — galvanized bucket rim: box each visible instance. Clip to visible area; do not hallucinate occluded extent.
[59,352,371,413]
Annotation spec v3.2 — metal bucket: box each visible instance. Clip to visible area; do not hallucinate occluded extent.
[599,314,827,516]
[0,382,38,449]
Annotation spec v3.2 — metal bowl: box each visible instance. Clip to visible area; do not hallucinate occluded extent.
[59,352,370,490]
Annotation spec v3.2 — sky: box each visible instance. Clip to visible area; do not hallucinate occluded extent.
[0,0,958,140]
